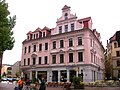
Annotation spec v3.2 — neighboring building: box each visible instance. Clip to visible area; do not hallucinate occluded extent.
[1,64,11,77]
[105,31,120,80]
[7,67,12,78]
[12,61,21,77]
[21,5,105,82]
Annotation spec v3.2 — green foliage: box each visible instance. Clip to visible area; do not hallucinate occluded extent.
[73,76,81,85]
[32,78,37,83]
[0,0,16,53]
[0,0,16,79]
[15,71,20,77]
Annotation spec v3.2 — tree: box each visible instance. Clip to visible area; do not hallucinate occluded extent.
[0,0,16,79]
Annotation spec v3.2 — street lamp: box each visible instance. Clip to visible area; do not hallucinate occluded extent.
[78,67,80,77]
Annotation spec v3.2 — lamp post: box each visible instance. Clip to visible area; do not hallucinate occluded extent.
[78,67,80,77]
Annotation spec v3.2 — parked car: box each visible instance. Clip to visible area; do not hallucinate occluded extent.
[1,78,7,81]
[7,78,13,82]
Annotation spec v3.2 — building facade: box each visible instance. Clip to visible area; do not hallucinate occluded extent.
[105,31,120,80]
[12,61,21,77]
[1,64,11,77]
[21,5,105,82]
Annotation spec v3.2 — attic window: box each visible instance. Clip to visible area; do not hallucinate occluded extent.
[43,32,45,37]
[27,36,29,40]
[36,33,38,38]
[64,13,68,20]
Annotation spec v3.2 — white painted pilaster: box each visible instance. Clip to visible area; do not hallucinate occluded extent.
[58,70,60,82]
[67,70,69,82]
[30,71,32,80]
[35,71,37,79]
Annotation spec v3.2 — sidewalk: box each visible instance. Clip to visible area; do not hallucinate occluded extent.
[46,86,120,90]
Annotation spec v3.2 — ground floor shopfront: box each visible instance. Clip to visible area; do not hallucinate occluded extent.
[22,64,104,82]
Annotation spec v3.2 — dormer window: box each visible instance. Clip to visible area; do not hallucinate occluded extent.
[36,33,38,38]
[43,32,45,37]
[34,34,35,39]
[64,13,68,20]
[27,35,29,40]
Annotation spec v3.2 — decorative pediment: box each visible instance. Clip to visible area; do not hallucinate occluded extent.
[59,50,65,53]
[31,53,37,57]
[68,48,74,52]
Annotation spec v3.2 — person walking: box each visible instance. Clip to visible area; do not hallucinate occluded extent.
[18,78,23,90]
[39,77,46,90]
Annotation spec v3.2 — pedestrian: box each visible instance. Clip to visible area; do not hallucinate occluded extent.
[14,81,19,90]
[18,78,24,90]
[39,77,46,90]
[119,78,120,85]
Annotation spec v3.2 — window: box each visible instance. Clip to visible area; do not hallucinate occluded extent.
[71,23,74,31]
[52,55,56,64]
[60,54,64,63]
[33,57,36,65]
[78,37,82,45]
[24,47,27,54]
[39,57,41,64]
[24,59,26,66]
[65,25,68,32]
[117,60,120,66]
[28,46,31,53]
[33,45,36,52]
[45,43,48,50]
[94,55,95,63]
[69,53,73,62]
[90,39,93,47]
[91,53,93,63]
[59,26,62,33]
[27,36,29,40]
[116,51,120,57]
[118,70,120,78]
[114,42,117,48]
[60,40,64,48]
[69,38,73,47]
[34,34,35,39]
[43,32,45,37]
[44,56,48,64]
[28,58,30,65]
[39,44,42,51]
[53,41,56,49]
[64,13,68,20]
[36,33,38,38]
[78,52,83,62]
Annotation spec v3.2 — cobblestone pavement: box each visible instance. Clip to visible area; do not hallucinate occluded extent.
[0,81,120,90]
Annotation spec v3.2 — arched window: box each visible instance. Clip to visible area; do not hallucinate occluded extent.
[114,42,117,48]
[64,13,68,20]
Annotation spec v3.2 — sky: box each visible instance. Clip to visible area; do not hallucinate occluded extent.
[3,0,120,65]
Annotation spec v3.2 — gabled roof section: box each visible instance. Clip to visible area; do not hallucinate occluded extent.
[33,27,41,33]
[78,17,91,22]
[42,26,50,31]
[109,33,116,42]
[27,31,32,35]
[62,5,71,10]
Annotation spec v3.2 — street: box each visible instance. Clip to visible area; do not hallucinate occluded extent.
[0,81,120,90]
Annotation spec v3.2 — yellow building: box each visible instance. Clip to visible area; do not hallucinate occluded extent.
[1,64,11,77]
[106,31,120,80]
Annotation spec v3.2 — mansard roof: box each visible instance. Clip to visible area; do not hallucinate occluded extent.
[78,17,91,22]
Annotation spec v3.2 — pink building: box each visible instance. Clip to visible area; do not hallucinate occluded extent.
[21,5,105,82]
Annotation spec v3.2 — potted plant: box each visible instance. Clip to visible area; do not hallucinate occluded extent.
[73,76,85,89]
